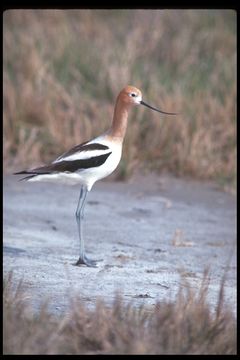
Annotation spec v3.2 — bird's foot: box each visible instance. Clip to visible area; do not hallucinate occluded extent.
[75,255,98,267]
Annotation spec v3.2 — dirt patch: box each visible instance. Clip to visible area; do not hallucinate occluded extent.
[3,173,236,315]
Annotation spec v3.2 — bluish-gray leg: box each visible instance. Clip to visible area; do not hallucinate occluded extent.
[75,186,97,267]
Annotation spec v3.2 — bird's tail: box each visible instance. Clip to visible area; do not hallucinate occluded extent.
[13,171,37,181]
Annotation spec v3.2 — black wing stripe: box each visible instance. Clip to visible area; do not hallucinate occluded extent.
[14,152,112,176]
[57,142,110,161]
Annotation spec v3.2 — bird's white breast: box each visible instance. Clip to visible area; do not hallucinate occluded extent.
[76,136,122,190]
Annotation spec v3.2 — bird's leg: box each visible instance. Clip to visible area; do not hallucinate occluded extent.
[75,186,97,267]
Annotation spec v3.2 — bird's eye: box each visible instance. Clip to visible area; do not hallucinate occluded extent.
[130,93,137,97]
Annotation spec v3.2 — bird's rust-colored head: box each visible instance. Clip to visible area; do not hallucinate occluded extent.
[118,85,177,115]
[118,85,142,106]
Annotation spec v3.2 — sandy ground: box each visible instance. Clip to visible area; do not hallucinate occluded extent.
[3,174,236,315]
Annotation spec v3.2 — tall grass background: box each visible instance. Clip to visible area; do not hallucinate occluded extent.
[3,9,236,190]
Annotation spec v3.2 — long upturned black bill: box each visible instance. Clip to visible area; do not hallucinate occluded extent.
[140,100,177,115]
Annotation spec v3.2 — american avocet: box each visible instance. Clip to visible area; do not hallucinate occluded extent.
[14,85,177,267]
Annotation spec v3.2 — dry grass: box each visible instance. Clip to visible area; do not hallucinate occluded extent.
[3,10,236,189]
[3,271,236,354]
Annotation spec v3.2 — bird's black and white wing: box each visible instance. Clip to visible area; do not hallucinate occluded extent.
[14,139,112,180]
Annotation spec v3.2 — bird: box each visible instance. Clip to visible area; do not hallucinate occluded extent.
[14,85,177,267]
